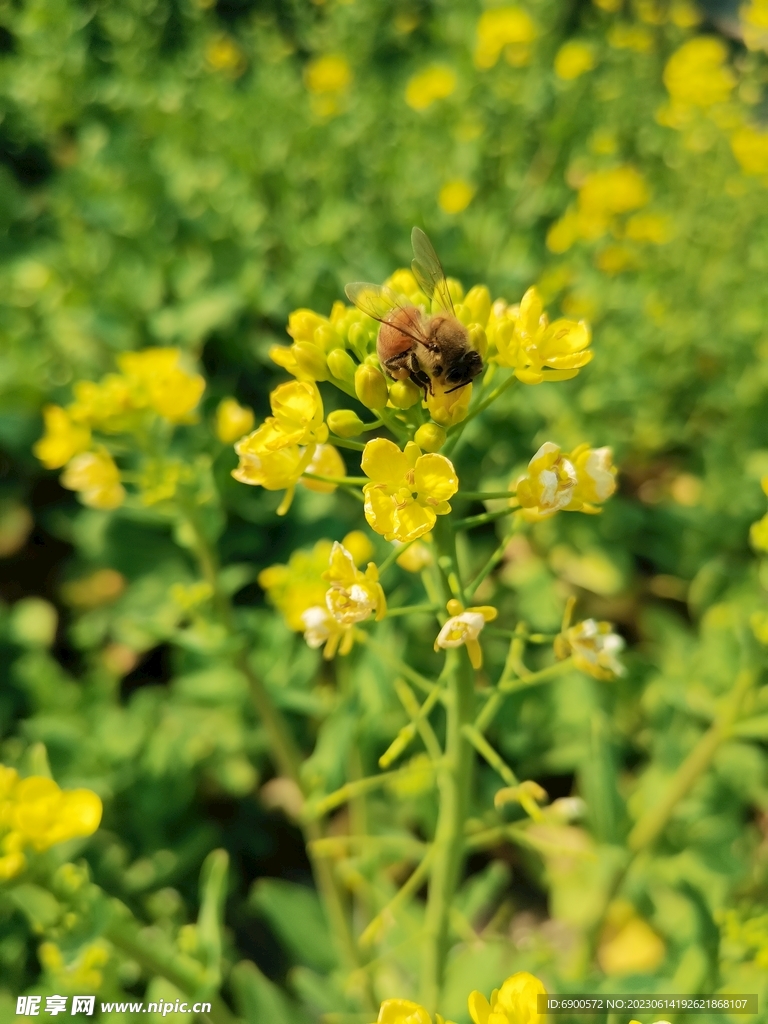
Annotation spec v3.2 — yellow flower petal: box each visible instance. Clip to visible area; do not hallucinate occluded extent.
[392,499,436,542]
[413,453,459,504]
[362,437,410,485]
[363,484,397,539]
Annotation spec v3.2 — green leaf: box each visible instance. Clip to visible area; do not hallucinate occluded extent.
[196,849,229,986]
[249,879,336,973]
[8,884,61,931]
[230,960,307,1024]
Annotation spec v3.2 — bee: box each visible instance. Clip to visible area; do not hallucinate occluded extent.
[345,227,484,396]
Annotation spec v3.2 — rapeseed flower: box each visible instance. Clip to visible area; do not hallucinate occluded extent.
[514,442,616,516]
[361,438,458,542]
[547,167,650,252]
[302,444,346,493]
[324,541,386,624]
[405,66,457,111]
[259,540,334,631]
[731,125,768,175]
[434,599,497,668]
[554,618,626,679]
[554,40,596,80]
[662,37,735,109]
[474,7,537,69]
[743,0,768,51]
[61,450,126,510]
[117,348,205,423]
[426,381,472,426]
[215,398,255,444]
[438,180,475,214]
[368,1000,454,1024]
[494,287,592,384]
[0,767,102,881]
[33,406,91,470]
[304,55,352,118]
[468,971,546,1024]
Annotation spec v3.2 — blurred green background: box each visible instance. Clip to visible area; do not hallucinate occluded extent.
[3,0,768,1020]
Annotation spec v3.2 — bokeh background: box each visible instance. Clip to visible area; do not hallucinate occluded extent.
[4,0,768,1020]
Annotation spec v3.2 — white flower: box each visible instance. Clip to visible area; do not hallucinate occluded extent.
[435,611,486,649]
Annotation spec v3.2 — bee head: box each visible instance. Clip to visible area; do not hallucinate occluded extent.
[444,349,483,391]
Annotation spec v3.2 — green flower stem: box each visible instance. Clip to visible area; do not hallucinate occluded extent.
[358,846,434,949]
[384,603,440,618]
[627,668,756,851]
[457,491,515,501]
[379,671,449,768]
[442,371,517,458]
[392,677,443,763]
[328,435,367,451]
[377,406,410,442]
[464,824,598,859]
[104,903,236,1024]
[464,519,521,599]
[474,657,573,734]
[355,633,441,697]
[304,762,437,820]
[181,510,366,990]
[461,724,518,786]
[420,517,475,1012]
[309,835,428,858]
[453,507,517,531]
[302,472,368,485]
[376,539,414,577]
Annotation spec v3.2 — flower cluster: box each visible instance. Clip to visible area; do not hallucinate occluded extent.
[513,442,617,517]
[0,767,102,881]
[34,348,206,510]
[367,972,546,1024]
[474,7,537,69]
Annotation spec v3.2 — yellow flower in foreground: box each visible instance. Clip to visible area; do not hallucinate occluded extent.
[474,7,537,69]
[324,541,386,625]
[514,442,616,517]
[0,766,102,879]
[554,40,596,80]
[495,287,592,384]
[438,180,475,214]
[215,397,255,444]
[406,65,457,111]
[362,438,458,542]
[435,599,497,669]
[369,999,454,1024]
[663,37,735,109]
[34,406,91,470]
[61,450,126,510]
[426,381,473,426]
[468,971,546,1024]
[117,347,205,423]
[555,618,626,679]
[259,540,333,631]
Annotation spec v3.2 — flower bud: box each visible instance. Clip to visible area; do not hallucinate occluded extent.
[293,342,329,381]
[313,324,341,352]
[464,284,491,328]
[327,348,357,384]
[215,397,255,444]
[348,321,373,359]
[414,422,447,452]
[468,323,488,358]
[388,379,421,409]
[355,364,389,410]
[327,409,365,437]
[454,302,473,326]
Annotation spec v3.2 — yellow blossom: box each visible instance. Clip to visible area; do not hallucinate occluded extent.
[606,24,654,51]
[216,398,255,444]
[341,530,374,565]
[259,540,333,631]
[138,458,183,506]
[598,902,666,975]
[34,406,91,470]
[395,536,433,572]
[301,605,351,659]
[579,165,649,217]
[368,999,454,1024]
[61,450,126,510]
[438,180,475,214]
[68,374,138,432]
[117,347,205,423]
[731,124,768,175]
[426,381,473,426]
[743,0,768,51]
[232,436,309,500]
[555,618,626,679]
[750,513,768,551]
[263,381,327,446]
[0,767,102,880]
[468,971,546,1024]
[405,65,457,111]
[554,40,596,80]
[324,541,386,625]
[514,441,616,516]
[302,444,346,493]
[305,55,352,95]
[494,287,592,384]
[474,7,537,69]
[624,211,673,244]
[663,37,735,109]
[361,438,458,542]
[434,598,497,669]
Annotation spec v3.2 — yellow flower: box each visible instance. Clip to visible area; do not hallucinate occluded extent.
[324,541,386,625]
[750,513,768,551]
[232,436,309,498]
[68,374,137,432]
[663,37,735,109]
[514,442,616,516]
[426,381,473,426]
[361,438,458,542]
[494,287,592,384]
[340,530,374,565]
[731,124,768,175]
[579,165,649,217]
[368,999,454,1024]
[205,34,245,75]
[301,605,351,659]
[554,40,596,80]
[624,211,673,244]
[305,55,352,95]
[438,180,475,214]
[259,540,333,631]
[61,450,126,510]
[743,0,768,51]
[474,7,537,69]
[301,444,346,493]
[0,767,102,880]
[598,902,665,975]
[395,536,433,572]
[138,458,183,506]
[33,406,91,470]
[468,971,546,1024]
[554,618,625,679]
[406,65,457,111]
[117,347,206,423]
[434,599,497,669]
[215,398,255,444]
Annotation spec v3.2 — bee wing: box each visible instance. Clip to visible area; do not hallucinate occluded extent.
[345,281,426,344]
[411,227,455,315]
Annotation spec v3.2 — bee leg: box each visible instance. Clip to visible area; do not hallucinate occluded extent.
[383,353,412,380]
